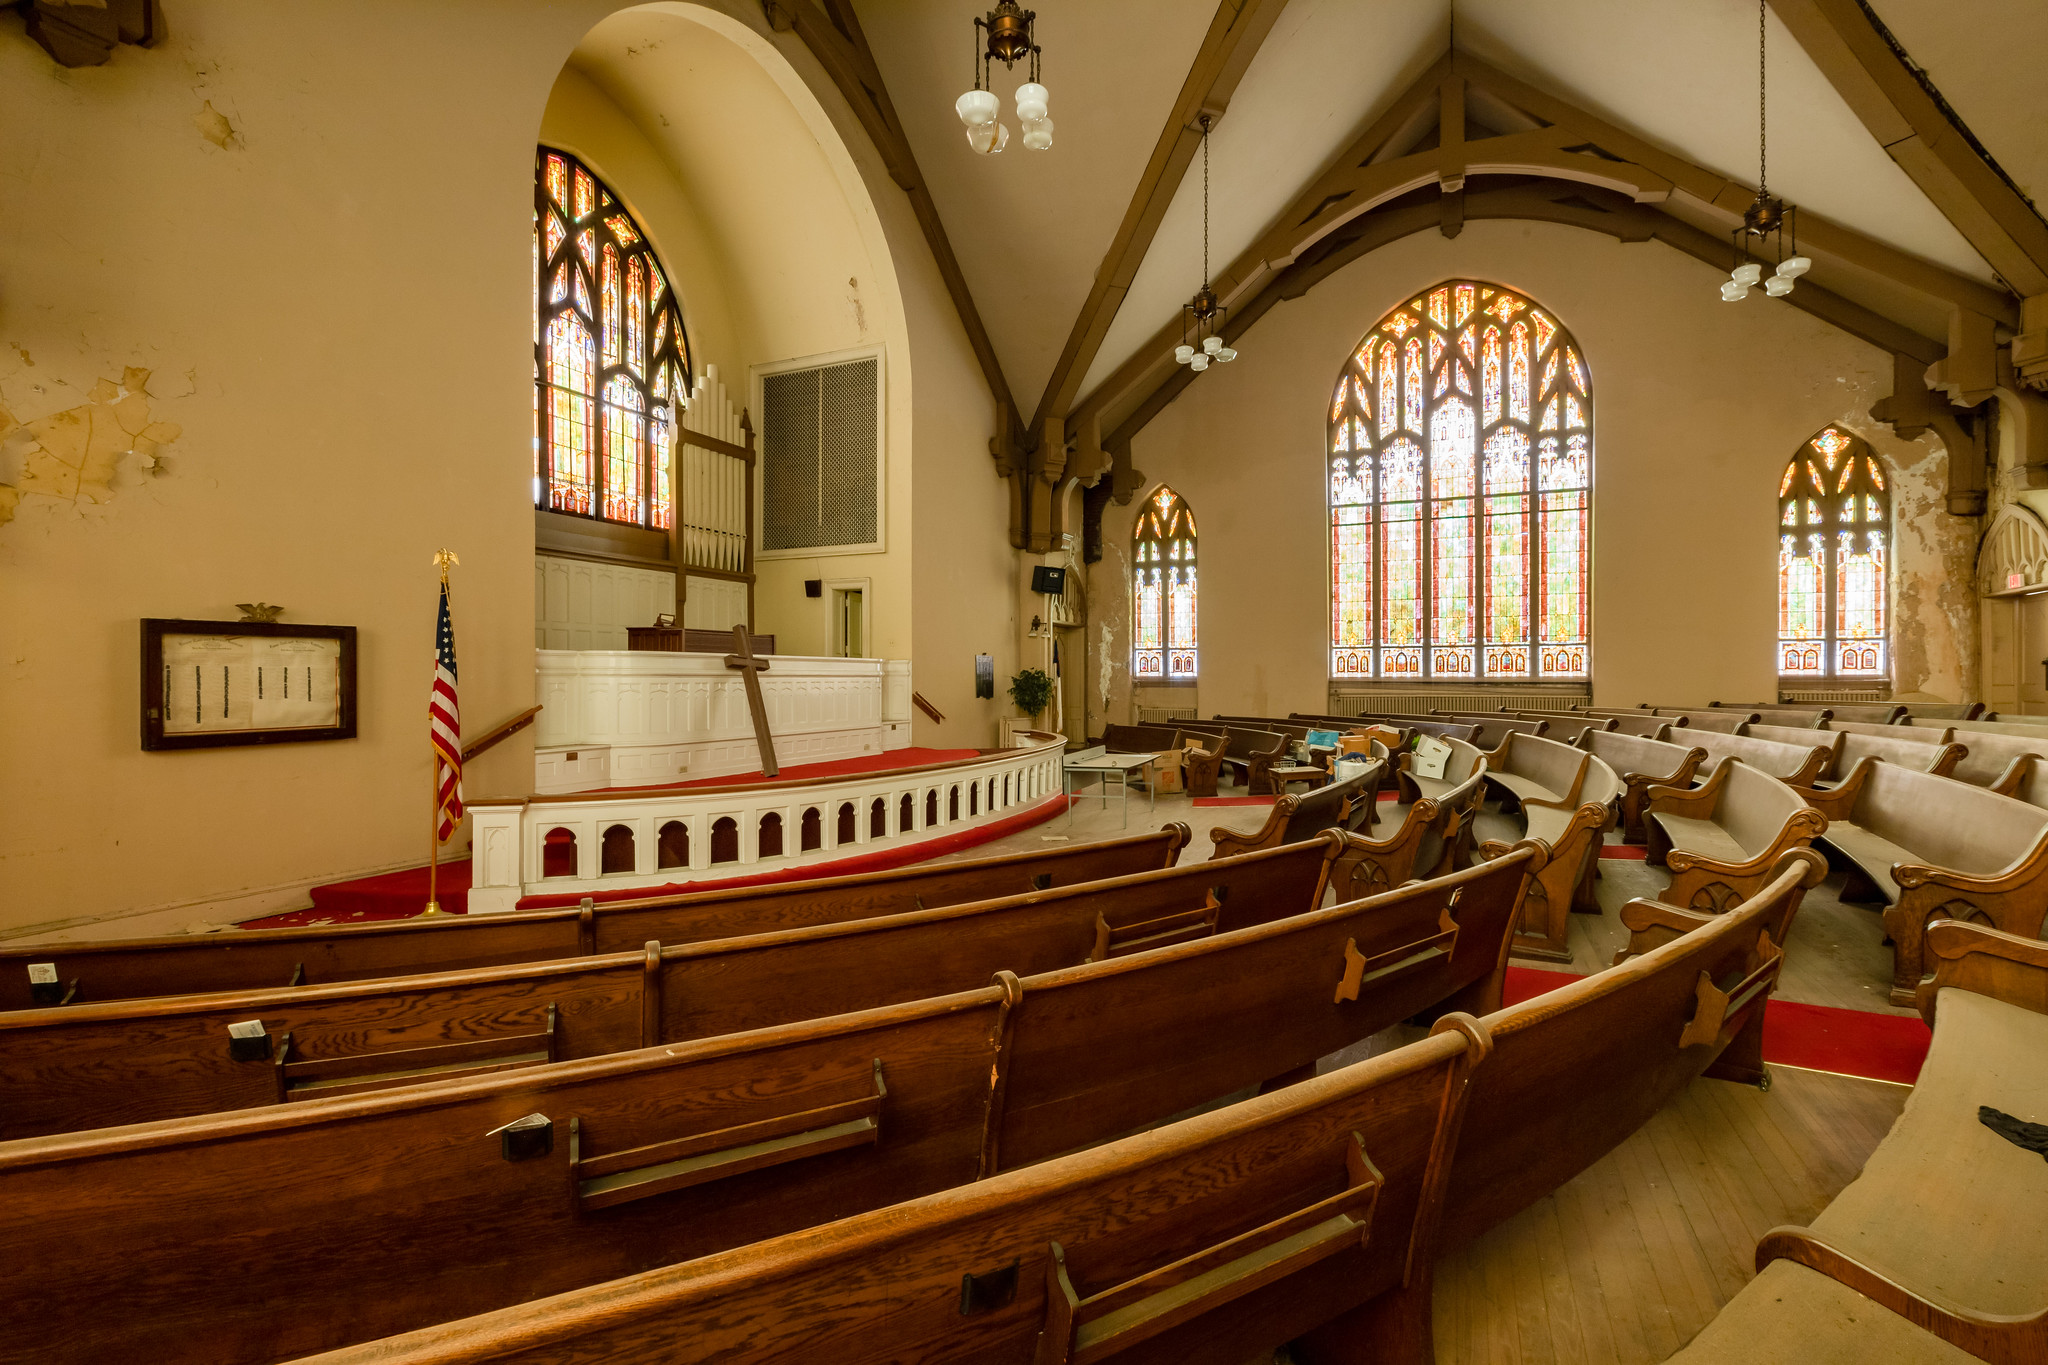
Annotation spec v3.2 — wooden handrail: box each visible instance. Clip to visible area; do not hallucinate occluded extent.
[463,705,542,762]
[912,691,946,724]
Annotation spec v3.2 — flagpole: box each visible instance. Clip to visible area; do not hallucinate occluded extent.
[422,548,459,917]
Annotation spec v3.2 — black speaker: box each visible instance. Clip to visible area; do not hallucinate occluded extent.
[1030,565,1066,594]
[805,579,822,598]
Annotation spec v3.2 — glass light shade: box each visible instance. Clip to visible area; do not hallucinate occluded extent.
[966,120,1009,155]
[1189,353,1210,372]
[1732,262,1763,286]
[1719,281,1747,301]
[955,88,998,127]
[1763,275,1794,296]
[1203,335,1222,354]
[1174,344,1195,364]
[1215,347,1237,363]
[1021,116,1053,151]
[1014,82,1048,122]
[1776,254,1811,278]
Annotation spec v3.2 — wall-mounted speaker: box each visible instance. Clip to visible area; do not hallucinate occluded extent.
[804,579,822,598]
[1030,566,1066,595]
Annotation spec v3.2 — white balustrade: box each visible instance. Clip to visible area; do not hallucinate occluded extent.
[469,732,1066,912]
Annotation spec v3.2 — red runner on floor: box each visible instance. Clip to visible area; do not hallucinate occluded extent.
[1503,966,1929,1084]
[255,793,1070,928]
[1598,844,1649,860]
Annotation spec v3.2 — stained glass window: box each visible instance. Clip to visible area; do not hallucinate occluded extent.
[1329,281,1589,680]
[535,147,690,529]
[1777,426,1888,678]
[1134,486,1198,681]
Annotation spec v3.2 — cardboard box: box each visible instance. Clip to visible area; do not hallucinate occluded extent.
[1143,745,1187,793]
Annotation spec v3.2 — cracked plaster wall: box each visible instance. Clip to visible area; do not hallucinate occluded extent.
[1091,220,1975,734]
[0,2,1002,934]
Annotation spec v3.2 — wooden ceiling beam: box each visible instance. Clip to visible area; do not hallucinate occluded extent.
[1767,0,2048,298]
[1028,0,1286,440]
[766,0,1019,425]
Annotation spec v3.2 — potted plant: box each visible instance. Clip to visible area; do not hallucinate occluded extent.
[1008,667,1055,727]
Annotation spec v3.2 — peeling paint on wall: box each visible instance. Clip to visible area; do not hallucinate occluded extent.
[0,369,182,527]
[194,99,242,150]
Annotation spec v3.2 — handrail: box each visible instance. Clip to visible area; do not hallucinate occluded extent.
[462,705,543,762]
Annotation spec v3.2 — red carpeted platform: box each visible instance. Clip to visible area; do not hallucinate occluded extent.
[257,791,1070,927]
[608,747,978,794]
[1503,965,1929,1085]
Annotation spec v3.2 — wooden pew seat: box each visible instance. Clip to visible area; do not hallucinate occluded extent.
[1798,759,2048,1005]
[1646,760,1828,912]
[1471,734,1622,961]
[1668,1260,1979,1363]
[1576,728,1707,844]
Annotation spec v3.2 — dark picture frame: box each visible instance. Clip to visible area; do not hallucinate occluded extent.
[141,619,358,751]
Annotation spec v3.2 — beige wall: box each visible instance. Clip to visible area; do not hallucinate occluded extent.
[0,1,1005,935]
[1093,219,1974,730]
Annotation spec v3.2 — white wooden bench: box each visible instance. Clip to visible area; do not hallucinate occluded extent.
[1666,920,2048,1363]
[1577,728,1709,844]
[1799,759,2048,1005]
[1474,733,1623,961]
[1645,759,1828,912]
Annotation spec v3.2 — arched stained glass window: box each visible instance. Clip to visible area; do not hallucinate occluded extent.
[534,147,691,529]
[1133,486,1197,681]
[1329,281,1590,681]
[1778,427,1888,679]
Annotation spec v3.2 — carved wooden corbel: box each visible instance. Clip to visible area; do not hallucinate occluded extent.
[18,0,163,67]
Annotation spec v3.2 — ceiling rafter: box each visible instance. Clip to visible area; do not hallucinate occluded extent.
[1767,0,2048,299]
[1025,0,1286,439]
[1074,46,2013,460]
[763,0,1018,425]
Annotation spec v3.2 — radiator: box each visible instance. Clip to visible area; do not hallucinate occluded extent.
[1326,688,1591,717]
[1137,706,1198,723]
[1779,688,1891,704]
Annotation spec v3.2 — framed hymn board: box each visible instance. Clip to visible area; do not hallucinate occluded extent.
[141,619,358,751]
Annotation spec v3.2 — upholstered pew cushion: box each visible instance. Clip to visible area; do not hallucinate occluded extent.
[1667,1260,1977,1363]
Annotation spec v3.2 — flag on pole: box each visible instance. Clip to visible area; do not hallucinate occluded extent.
[430,580,463,841]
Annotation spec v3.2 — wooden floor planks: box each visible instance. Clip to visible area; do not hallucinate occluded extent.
[1429,1068,1907,1363]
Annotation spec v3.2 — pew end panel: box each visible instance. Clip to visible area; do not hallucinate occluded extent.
[1916,919,2048,1025]
[1884,826,2048,1006]
[1612,847,1829,966]
[1327,800,1440,900]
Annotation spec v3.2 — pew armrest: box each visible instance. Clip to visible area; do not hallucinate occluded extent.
[1756,1226,2048,1364]
[1891,828,2048,895]
[1613,898,1716,961]
[1646,760,1728,817]
[1989,752,2036,798]
[1790,756,1874,822]
[1208,796,1301,860]
[1917,919,2048,1026]
[1925,742,1968,780]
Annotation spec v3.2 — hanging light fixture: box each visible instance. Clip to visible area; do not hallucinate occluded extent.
[954,3,1051,156]
[1175,115,1235,374]
[1722,0,1809,302]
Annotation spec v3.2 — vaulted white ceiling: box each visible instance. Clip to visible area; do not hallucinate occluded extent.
[846,0,2040,423]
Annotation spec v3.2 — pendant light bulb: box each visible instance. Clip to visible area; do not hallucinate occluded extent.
[1189,353,1209,372]
[1763,275,1793,296]
[1775,255,1810,279]
[1203,335,1222,355]
[1174,344,1194,365]
[1021,115,1053,151]
[1720,280,1749,302]
[1014,82,1049,123]
[1215,347,1237,363]
[1731,262,1762,286]
[955,88,998,127]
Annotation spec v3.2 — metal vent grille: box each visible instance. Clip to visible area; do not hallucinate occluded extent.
[762,358,878,551]
[1780,688,1891,704]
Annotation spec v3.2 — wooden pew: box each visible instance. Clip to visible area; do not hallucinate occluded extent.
[1577,709,1686,738]
[1431,712,1547,748]
[1668,919,2048,1362]
[1796,760,2048,1005]
[1749,721,1965,785]
[290,1024,1491,1365]
[1471,733,1623,961]
[1392,734,1486,806]
[1897,700,1984,721]
[1713,702,1831,727]
[0,828,1189,1012]
[0,856,1535,1365]
[1511,709,1615,744]
[0,838,1337,1139]
[1932,725,2048,790]
[1294,849,1831,1359]
[1683,727,1834,787]
[1645,760,1829,912]
[1206,760,1384,859]
[1829,718,1955,744]
[1576,727,1708,845]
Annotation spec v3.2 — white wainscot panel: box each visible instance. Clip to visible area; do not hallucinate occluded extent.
[535,556,677,651]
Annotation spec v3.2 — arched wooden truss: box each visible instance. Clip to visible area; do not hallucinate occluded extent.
[1977,500,2048,597]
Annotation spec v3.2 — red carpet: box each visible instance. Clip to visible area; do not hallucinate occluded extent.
[1504,966,1929,1084]
[607,747,978,794]
[1599,844,1649,860]
[256,793,1071,927]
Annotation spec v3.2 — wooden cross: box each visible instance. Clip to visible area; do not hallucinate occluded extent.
[723,624,779,777]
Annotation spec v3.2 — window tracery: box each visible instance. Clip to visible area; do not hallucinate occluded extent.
[1133,486,1198,681]
[534,148,690,528]
[1778,427,1888,678]
[1329,281,1589,680]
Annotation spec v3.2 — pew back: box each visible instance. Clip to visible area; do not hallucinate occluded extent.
[0,828,1189,1011]
[1941,726,2048,787]
[1829,719,1953,743]
[1831,760,2048,877]
[285,1027,1488,1365]
[1688,728,1832,785]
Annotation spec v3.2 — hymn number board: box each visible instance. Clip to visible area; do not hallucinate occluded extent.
[141,619,358,751]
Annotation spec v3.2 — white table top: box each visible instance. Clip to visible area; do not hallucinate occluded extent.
[1063,750,1158,773]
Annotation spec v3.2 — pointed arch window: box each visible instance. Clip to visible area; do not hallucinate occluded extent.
[1778,427,1888,679]
[534,147,691,529]
[1133,487,1197,681]
[1329,281,1589,681]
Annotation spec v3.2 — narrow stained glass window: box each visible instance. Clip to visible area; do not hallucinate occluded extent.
[1134,487,1198,681]
[1776,426,1888,679]
[534,147,690,528]
[1329,280,1588,681]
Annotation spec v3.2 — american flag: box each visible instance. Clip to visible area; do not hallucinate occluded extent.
[430,581,463,841]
